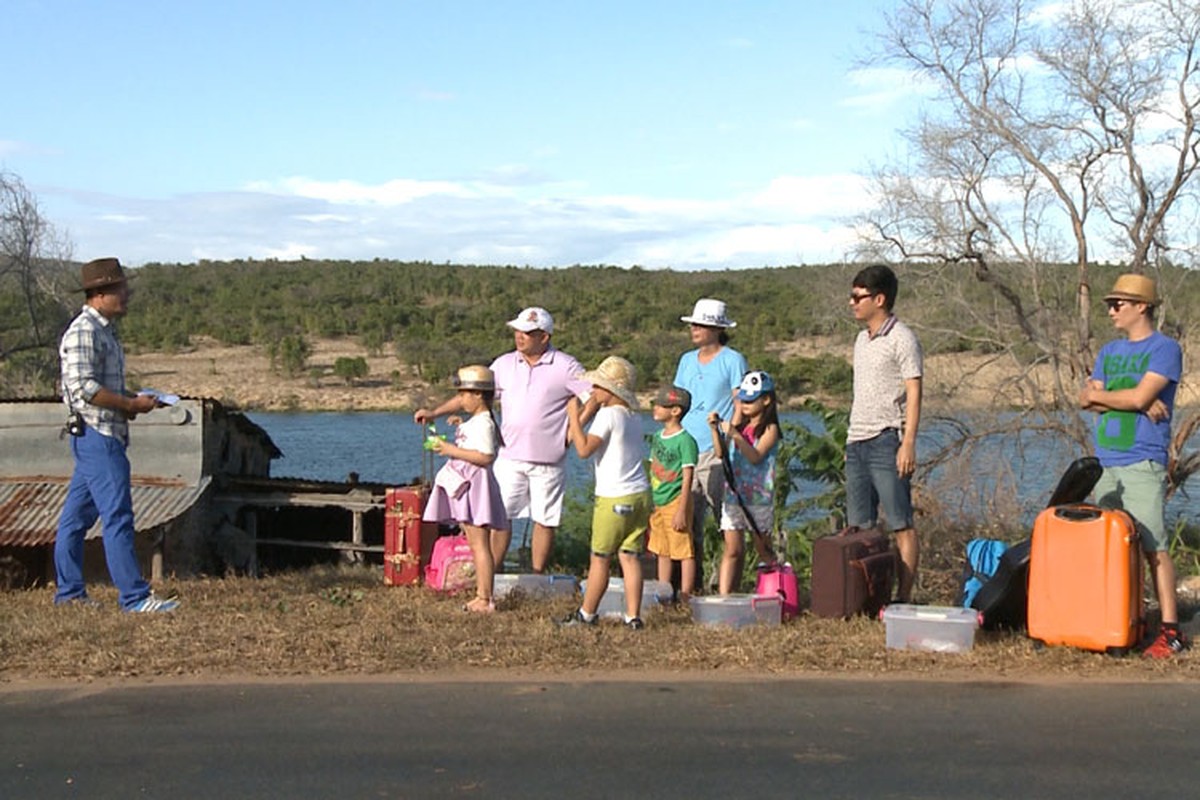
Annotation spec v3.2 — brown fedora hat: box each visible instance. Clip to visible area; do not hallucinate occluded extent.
[1104,273,1158,306]
[78,257,127,292]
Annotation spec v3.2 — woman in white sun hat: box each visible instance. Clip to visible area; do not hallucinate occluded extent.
[674,298,748,582]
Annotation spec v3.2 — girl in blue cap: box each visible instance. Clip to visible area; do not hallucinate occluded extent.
[707,370,780,595]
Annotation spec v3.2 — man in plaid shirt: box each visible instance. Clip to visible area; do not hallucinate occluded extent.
[54,257,179,612]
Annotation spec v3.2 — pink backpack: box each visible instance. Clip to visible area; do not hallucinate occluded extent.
[424,535,475,591]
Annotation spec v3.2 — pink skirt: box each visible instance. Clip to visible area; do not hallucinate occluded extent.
[423,460,509,530]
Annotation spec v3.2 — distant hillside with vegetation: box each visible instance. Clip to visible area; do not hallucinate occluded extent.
[114,258,1192,399]
[5,256,1198,402]
[119,259,867,398]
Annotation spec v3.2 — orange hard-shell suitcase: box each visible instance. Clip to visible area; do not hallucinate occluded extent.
[1027,504,1144,654]
[383,486,437,585]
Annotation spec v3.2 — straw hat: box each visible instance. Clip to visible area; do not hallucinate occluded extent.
[453,365,495,391]
[583,356,639,408]
[1104,274,1158,306]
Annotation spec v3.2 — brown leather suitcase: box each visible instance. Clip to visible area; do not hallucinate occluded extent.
[810,527,896,618]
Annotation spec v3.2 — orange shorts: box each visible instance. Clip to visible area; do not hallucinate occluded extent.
[647,493,694,560]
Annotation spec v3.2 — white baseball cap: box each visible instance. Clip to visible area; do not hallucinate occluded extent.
[507,306,554,333]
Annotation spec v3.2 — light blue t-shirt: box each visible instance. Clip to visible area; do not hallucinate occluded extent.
[1091,331,1181,467]
[674,346,748,453]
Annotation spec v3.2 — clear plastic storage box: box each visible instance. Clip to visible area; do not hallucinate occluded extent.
[883,604,982,653]
[579,578,674,619]
[689,594,782,629]
[492,573,578,601]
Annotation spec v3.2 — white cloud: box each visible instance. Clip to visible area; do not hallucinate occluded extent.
[40,171,874,270]
[246,176,476,205]
[841,66,935,111]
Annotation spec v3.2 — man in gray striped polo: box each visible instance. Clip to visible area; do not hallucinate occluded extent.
[845,264,924,603]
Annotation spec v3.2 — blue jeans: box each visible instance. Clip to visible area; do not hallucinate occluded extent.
[845,429,913,531]
[54,427,150,609]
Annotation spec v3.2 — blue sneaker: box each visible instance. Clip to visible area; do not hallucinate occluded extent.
[127,593,180,613]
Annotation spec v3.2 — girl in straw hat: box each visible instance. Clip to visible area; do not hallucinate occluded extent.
[562,356,653,629]
[423,365,509,613]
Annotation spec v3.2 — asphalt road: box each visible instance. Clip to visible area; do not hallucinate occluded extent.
[2,677,1196,798]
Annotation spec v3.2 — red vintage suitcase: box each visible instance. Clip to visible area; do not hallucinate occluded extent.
[1027,504,1144,653]
[810,527,896,618]
[383,486,437,586]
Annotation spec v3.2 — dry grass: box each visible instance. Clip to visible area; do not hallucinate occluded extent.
[1,565,1195,685]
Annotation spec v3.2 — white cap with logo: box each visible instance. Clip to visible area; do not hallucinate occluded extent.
[507,307,555,333]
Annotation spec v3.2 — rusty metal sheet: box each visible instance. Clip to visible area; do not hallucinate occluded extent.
[0,475,212,547]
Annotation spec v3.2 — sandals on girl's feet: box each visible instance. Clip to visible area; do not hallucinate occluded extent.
[464,596,495,614]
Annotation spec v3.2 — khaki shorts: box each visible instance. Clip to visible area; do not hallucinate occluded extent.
[590,491,652,556]
[647,494,694,560]
[1094,460,1168,552]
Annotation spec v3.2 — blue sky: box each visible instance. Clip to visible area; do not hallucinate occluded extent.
[2,1,917,269]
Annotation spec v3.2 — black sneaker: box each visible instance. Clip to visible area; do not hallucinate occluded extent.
[624,617,645,630]
[559,609,597,627]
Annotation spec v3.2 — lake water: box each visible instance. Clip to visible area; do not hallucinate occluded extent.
[245,411,1200,530]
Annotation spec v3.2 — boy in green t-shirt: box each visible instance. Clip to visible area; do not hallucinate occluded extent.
[647,386,700,600]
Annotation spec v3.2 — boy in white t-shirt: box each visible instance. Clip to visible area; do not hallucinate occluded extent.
[562,356,653,629]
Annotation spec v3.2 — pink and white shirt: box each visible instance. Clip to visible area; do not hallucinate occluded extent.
[489,346,591,464]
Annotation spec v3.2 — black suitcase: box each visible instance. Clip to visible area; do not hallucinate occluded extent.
[969,457,1103,630]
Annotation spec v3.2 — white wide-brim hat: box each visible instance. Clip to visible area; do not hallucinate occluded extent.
[681,298,737,328]
[583,356,639,408]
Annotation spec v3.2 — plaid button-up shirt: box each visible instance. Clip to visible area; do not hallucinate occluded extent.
[60,305,129,444]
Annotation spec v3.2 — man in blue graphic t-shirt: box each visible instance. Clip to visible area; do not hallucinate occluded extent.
[1079,273,1186,659]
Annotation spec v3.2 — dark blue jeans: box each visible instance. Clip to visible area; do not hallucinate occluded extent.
[845,429,913,531]
[54,427,150,609]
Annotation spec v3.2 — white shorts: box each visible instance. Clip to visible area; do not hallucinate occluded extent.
[719,502,773,536]
[492,456,567,529]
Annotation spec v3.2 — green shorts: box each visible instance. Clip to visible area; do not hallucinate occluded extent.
[1094,460,1168,553]
[590,491,652,556]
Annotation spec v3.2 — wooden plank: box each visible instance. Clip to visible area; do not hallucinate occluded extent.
[255,537,385,553]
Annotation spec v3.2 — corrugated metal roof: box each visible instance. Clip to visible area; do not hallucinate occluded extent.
[0,475,212,547]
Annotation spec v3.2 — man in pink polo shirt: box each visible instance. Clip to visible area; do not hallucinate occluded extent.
[416,307,590,572]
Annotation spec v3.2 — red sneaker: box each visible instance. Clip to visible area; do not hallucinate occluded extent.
[1142,628,1188,659]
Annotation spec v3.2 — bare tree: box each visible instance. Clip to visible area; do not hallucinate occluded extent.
[0,170,73,395]
[861,0,1200,496]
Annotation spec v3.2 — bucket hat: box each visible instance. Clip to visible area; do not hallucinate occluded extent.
[1104,274,1158,306]
[583,356,639,408]
[681,298,737,328]
[78,257,127,292]
[507,307,554,333]
[453,364,495,391]
[736,370,775,402]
